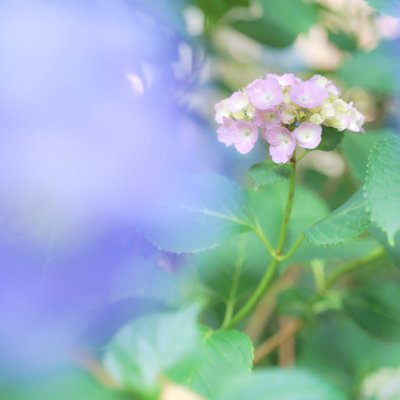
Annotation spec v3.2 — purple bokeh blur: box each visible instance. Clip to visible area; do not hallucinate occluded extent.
[0,0,217,376]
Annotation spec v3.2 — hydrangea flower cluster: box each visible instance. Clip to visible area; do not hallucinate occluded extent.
[215,73,365,163]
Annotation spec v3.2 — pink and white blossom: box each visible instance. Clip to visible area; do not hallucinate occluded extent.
[254,108,282,128]
[293,122,322,149]
[217,118,258,154]
[247,77,283,110]
[263,126,296,164]
[290,80,328,109]
[214,72,364,164]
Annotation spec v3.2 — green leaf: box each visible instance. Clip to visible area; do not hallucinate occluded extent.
[364,135,400,243]
[191,183,328,314]
[103,307,200,396]
[14,370,123,400]
[344,283,400,341]
[306,190,370,246]
[216,369,346,400]
[249,182,329,251]
[194,232,268,304]
[248,161,292,188]
[328,30,358,52]
[341,129,395,183]
[196,0,250,24]
[260,0,318,38]
[365,0,400,17]
[187,329,253,398]
[292,237,381,264]
[317,126,344,151]
[146,174,252,253]
[339,49,400,93]
[233,0,318,48]
[233,18,296,48]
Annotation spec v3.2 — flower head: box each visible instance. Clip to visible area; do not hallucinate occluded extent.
[214,72,365,163]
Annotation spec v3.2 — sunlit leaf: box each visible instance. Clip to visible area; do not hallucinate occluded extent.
[364,135,400,243]
[306,190,370,246]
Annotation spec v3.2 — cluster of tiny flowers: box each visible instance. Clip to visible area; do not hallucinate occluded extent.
[215,73,365,163]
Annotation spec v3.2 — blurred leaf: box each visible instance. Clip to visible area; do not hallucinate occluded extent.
[339,49,399,93]
[306,190,370,246]
[344,283,400,341]
[216,369,346,400]
[365,0,400,17]
[260,0,318,37]
[146,174,253,253]
[328,30,358,52]
[248,161,292,188]
[187,328,253,398]
[364,135,400,243]
[317,127,344,151]
[233,18,297,48]
[233,0,317,48]
[194,233,268,304]
[277,287,311,318]
[14,370,124,400]
[298,314,400,392]
[341,129,394,183]
[196,0,250,23]
[104,307,200,396]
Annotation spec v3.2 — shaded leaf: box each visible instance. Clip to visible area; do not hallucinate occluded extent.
[344,283,400,341]
[317,126,344,152]
[233,0,317,48]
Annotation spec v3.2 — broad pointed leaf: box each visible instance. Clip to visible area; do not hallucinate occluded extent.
[364,136,400,244]
[306,190,370,246]
[187,329,253,398]
[248,161,292,188]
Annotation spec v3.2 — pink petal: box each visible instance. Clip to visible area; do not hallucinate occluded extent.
[289,80,328,109]
[247,78,283,110]
[263,126,291,146]
[254,108,282,128]
[293,122,322,149]
[228,91,249,113]
[266,73,298,86]
[269,141,296,164]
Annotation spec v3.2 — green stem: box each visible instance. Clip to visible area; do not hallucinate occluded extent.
[276,159,297,256]
[252,222,276,258]
[222,158,297,329]
[278,233,304,261]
